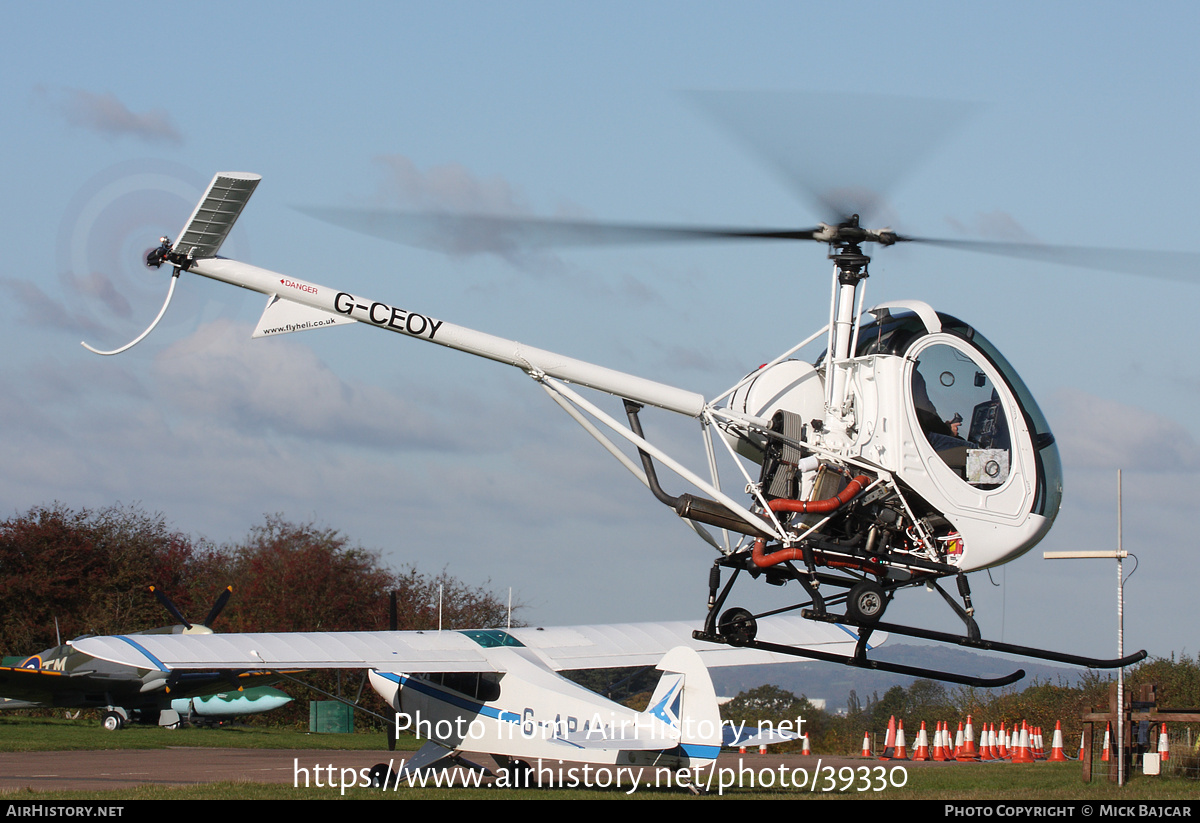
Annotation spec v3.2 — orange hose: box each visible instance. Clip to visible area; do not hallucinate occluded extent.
[752,475,874,570]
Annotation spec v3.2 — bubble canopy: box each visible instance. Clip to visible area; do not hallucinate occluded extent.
[857,306,1063,521]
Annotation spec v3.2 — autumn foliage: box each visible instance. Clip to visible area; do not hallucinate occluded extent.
[0,504,515,655]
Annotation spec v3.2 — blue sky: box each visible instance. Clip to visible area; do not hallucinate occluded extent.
[1,2,1197,667]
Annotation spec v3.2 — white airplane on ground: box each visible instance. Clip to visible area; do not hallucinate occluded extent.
[75,614,877,787]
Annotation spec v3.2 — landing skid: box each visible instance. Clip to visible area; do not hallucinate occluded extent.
[694,607,1147,689]
[698,559,1146,687]
[802,610,1149,670]
[693,625,1025,688]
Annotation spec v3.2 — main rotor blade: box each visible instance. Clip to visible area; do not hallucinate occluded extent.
[685,91,979,224]
[901,235,1200,283]
[298,206,821,255]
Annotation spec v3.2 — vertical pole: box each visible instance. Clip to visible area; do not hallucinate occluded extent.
[1117,469,1125,787]
[1082,723,1092,782]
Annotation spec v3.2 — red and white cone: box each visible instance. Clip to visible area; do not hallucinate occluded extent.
[913,721,930,761]
[933,722,947,761]
[800,735,812,756]
[953,721,965,759]
[1011,722,1035,764]
[894,720,909,760]
[861,731,872,758]
[880,715,896,760]
[1101,722,1112,762]
[1047,721,1068,762]
[1158,724,1170,762]
[957,715,979,761]
[980,723,996,761]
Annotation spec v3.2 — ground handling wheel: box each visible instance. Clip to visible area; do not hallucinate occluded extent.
[717,607,758,645]
[846,580,887,623]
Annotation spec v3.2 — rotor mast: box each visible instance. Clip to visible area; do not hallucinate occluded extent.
[820,215,884,438]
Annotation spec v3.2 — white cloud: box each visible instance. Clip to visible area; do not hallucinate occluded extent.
[153,320,467,451]
[373,155,531,215]
[1047,387,1200,473]
[47,88,183,145]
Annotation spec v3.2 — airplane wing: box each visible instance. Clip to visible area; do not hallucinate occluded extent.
[0,661,285,706]
[71,615,882,674]
[0,666,73,705]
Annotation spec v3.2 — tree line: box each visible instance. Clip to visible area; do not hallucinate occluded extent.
[0,503,515,654]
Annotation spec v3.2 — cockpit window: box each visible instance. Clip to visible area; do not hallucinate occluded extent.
[859,308,1062,516]
[911,342,1011,487]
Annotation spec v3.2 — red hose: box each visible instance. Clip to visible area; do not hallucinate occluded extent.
[766,475,871,514]
[752,475,873,570]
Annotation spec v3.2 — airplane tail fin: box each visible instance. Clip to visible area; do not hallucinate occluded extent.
[641,646,722,764]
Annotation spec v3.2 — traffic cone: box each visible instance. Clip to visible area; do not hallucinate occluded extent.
[1158,724,1170,762]
[913,721,930,761]
[894,720,909,760]
[957,715,979,761]
[933,722,947,761]
[861,731,872,758]
[953,722,964,758]
[980,723,996,761]
[1011,722,1035,764]
[1101,722,1111,762]
[800,735,812,756]
[1047,721,1068,762]
[880,715,896,759]
[998,722,1009,760]
[758,742,768,754]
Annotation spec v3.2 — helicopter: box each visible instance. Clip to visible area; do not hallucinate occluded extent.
[77,165,1155,689]
[82,94,1175,686]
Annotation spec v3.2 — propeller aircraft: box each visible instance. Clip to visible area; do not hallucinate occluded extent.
[73,613,854,786]
[0,586,291,729]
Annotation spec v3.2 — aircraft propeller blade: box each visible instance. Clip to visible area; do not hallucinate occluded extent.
[204,586,233,629]
[150,586,191,630]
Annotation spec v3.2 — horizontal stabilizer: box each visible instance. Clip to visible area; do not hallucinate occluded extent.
[723,724,802,747]
[560,729,677,751]
[173,172,261,261]
[253,294,355,338]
